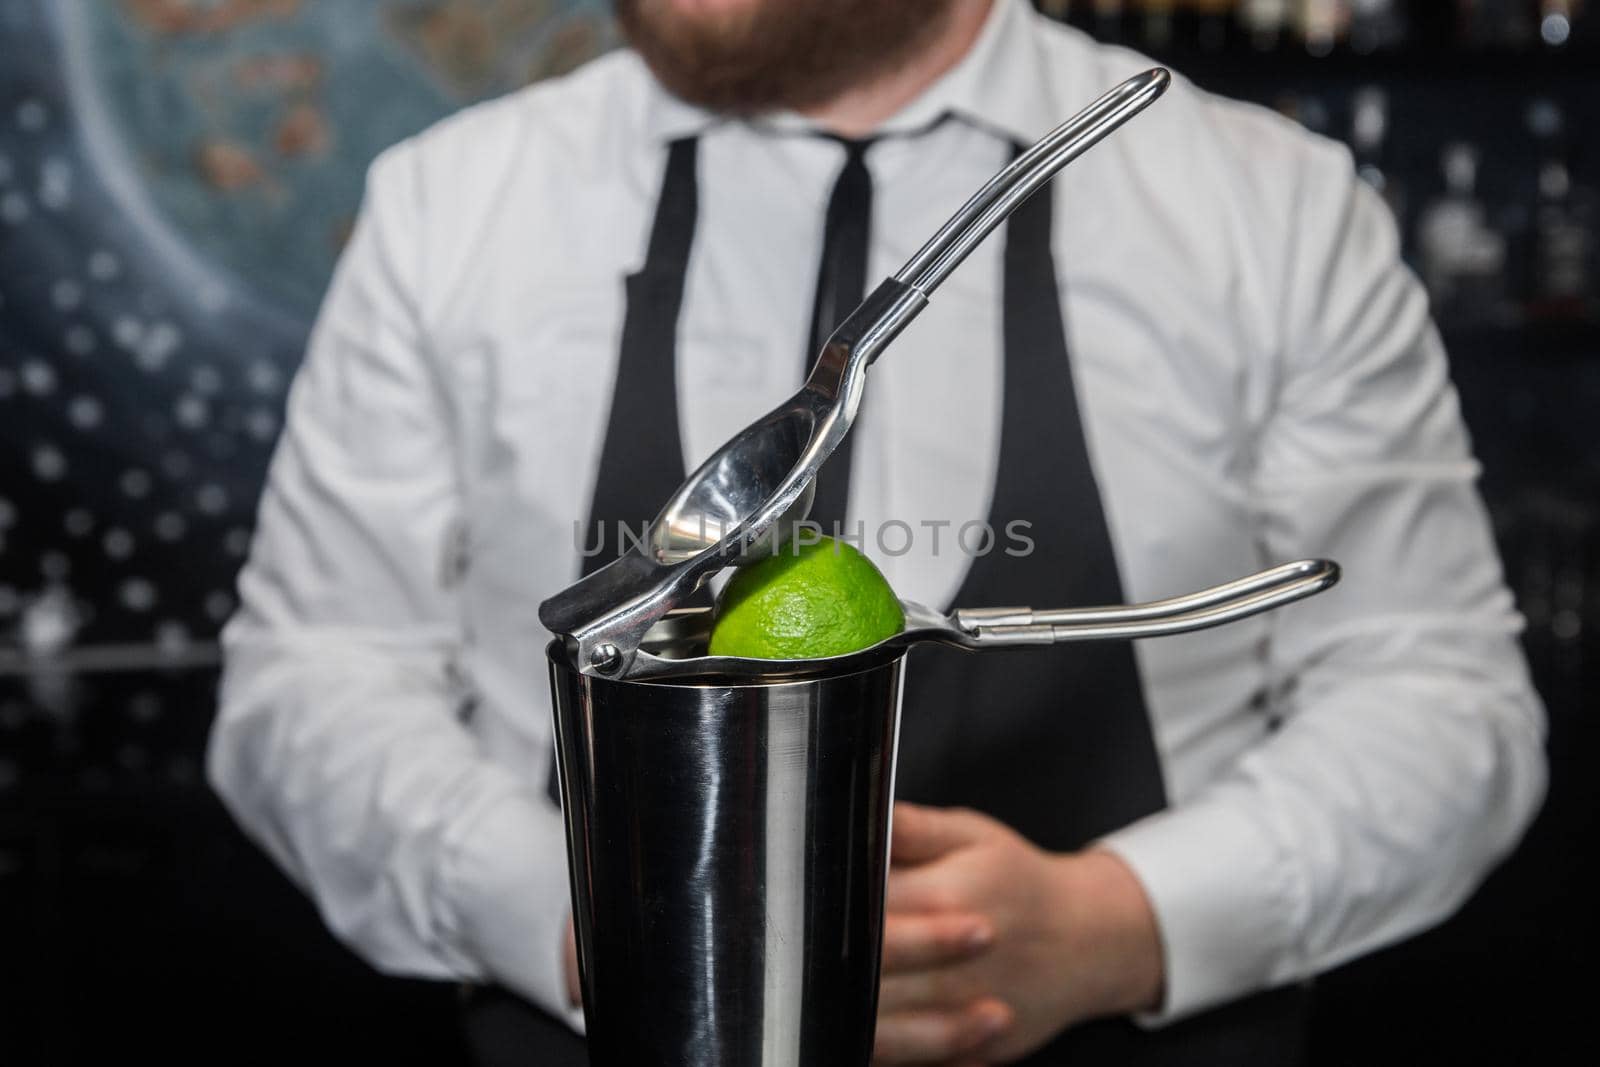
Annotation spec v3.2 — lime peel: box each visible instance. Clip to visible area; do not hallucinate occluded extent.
[708,537,905,660]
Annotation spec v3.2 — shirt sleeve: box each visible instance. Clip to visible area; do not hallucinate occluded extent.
[205,142,583,1030]
[1098,137,1548,1023]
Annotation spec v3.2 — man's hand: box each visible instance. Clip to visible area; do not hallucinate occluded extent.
[874,803,1165,1065]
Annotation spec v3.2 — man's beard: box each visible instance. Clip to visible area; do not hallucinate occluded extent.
[615,0,959,115]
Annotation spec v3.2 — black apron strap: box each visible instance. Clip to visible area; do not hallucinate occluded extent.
[580,135,700,574]
[894,162,1310,1065]
[895,159,1166,850]
[544,137,704,800]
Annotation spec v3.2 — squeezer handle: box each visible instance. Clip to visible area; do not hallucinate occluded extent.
[952,559,1340,647]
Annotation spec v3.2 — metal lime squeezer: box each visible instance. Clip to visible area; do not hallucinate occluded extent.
[538,67,1340,683]
[536,67,1344,1067]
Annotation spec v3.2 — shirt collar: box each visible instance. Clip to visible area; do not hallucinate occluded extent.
[641,0,1057,147]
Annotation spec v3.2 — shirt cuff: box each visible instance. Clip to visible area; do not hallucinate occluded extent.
[1097,798,1304,1026]
[438,788,587,1034]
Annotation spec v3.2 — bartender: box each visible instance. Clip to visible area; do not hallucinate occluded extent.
[207,0,1547,1064]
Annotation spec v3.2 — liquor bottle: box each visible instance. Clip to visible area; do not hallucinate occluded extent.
[1415,143,1510,327]
[1241,0,1291,49]
[1456,0,1535,49]
[1092,0,1127,41]
[1524,100,1596,319]
[1572,0,1598,45]
[1349,87,1406,229]
[1348,0,1406,52]
[1139,0,1177,50]
[1299,0,1350,55]
[1192,0,1237,50]
[1539,0,1577,47]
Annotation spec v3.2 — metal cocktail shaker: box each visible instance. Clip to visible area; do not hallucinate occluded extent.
[548,639,906,1067]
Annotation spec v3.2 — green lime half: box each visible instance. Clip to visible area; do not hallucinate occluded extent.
[708,536,905,660]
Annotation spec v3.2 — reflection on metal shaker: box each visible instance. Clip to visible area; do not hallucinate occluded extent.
[549,641,905,1067]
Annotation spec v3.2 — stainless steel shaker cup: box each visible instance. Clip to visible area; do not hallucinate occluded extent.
[548,639,906,1067]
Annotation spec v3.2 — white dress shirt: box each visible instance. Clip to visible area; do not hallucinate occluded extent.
[207,0,1547,1029]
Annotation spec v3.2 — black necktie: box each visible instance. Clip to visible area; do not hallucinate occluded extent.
[805,137,874,535]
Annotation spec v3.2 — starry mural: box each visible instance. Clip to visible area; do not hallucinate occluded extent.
[0,0,616,668]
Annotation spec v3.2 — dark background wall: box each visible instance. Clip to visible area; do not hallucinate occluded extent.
[1,2,1596,1063]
